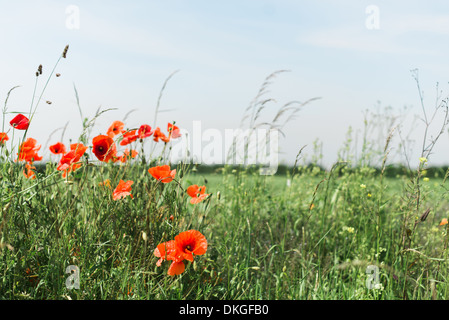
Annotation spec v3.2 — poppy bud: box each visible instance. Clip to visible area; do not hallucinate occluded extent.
[420,208,431,222]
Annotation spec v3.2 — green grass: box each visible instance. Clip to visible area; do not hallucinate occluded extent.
[2,157,449,300]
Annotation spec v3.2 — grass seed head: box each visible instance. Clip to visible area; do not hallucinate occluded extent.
[62,45,69,58]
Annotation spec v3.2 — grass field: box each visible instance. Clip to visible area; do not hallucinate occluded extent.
[2,158,449,300]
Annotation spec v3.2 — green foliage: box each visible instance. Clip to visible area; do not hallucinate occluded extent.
[2,157,449,300]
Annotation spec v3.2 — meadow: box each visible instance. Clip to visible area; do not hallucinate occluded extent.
[1,46,449,300]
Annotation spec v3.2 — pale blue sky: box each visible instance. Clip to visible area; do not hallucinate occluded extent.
[1,1,449,168]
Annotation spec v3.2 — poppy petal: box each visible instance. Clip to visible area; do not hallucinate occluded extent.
[167,261,185,276]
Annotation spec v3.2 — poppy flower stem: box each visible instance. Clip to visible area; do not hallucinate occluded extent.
[8,128,15,162]
[140,140,146,165]
[171,178,185,192]
[161,142,168,162]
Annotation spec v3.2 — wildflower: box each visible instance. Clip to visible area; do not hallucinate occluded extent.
[167,123,181,139]
[360,184,366,189]
[154,230,207,276]
[10,114,30,130]
[440,218,448,226]
[25,267,39,286]
[57,143,87,177]
[373,283,384,291]
[342,226,355,234]
[49,142,66,155]
[23,163,36,180]
[367,193,372,198]
[119,130,138,146]
[0,132,9,145]
[154,240,185,276]
[99,179,111,189]
[70,142,88,156]
[137,124,153,139]
[107,121,125,138]
[112,180,134,200]
[154,240,178,266]
[153,127,169,143]
[57,153,82,178]
[117,148,138,163]
[17,138,42,163]
[423,177,429,182]
[174,230,208,262]
[419,157,427,164]
[186,185,210,204]
[148,165,176,183]
[92,135,117,162]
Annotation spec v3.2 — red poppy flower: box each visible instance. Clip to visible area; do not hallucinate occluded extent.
[57,143,87,177]
[154,240,185,276]
[137,124,153,139]
[154,240,181,265]
[57,150,77,171]
[153,127,170,143]
[107,120,125,138]
[0,132,9,145]
[154,230,207,276]
[120,130,138,146]
[70,143,88,157]
[167,123,181,139]
[112,180,134,200]
[10,114,30,130]
[99,179,112,189]
[23,163,36,180]
[186,185,210,204]
[174,230,208,262]
[92,135,117,162]
[117,149,138,163]
[148,165,176,183]
[57,151,82,177]
[17,138,42,163]
[49,142,66,155]
[167,261,186,276]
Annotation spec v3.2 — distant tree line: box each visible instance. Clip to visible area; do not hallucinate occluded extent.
[27,162,449,179]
